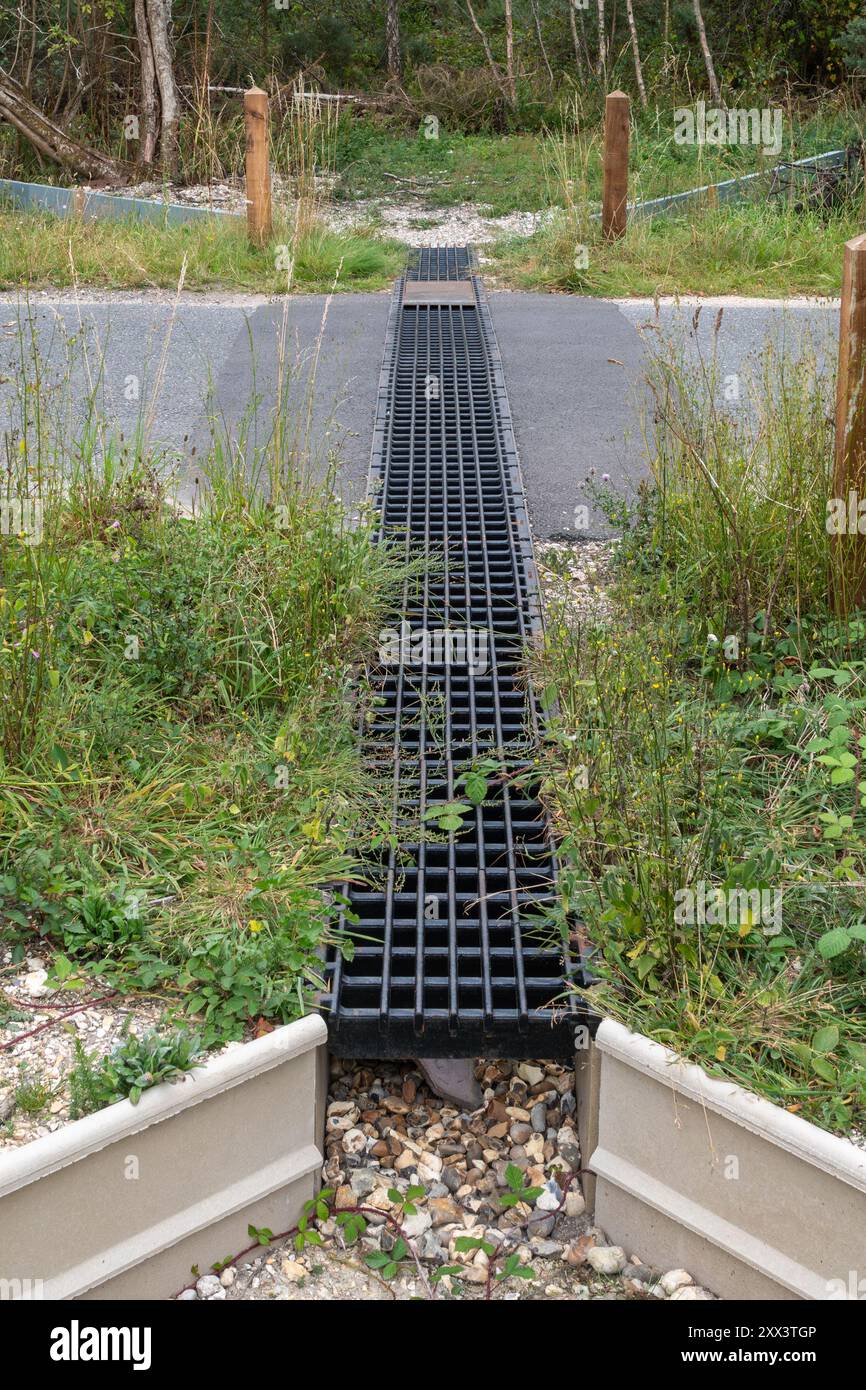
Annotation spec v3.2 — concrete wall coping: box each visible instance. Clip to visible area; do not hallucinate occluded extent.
[595,1018,866,1192]
[0,1013,327,1199]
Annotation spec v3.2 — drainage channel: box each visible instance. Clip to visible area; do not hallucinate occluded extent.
[324,247,591,1060]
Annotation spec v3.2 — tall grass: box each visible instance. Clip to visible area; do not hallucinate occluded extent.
[0,209,403,293]
[0,295,406,1045]
[540,329,866,1134]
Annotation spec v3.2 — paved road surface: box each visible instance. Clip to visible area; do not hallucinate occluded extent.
[0,288,837,539]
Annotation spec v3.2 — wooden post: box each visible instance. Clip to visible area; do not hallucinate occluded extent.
[602,90,630,241]
[244,85,272,247]
[832,234,866,610]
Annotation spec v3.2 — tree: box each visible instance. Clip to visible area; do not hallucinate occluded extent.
[625,0,647,107]
[504,0,517,104]
[597,0,608,78]
[692,0,723,106]
[464,0,514,106]
[134,0,180,174]
[385,0,402,79]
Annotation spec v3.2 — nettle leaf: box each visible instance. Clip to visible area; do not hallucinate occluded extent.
[812,1025,840,1055]
[464,772,488,805]
[830,767,856,785]
[805,736,832,753]
[847,922,866,942]
[817,928,853,959]
[828,724,852,744]
[504,1162,524,1191]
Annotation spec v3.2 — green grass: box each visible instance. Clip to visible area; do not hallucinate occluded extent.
[0,210,404,293]
[333,105,863,214]
[0,315,407,1049]
[492,200,860,297]
[541,331,866,1136]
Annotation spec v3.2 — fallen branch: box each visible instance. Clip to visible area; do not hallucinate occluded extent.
[0,68,130,183]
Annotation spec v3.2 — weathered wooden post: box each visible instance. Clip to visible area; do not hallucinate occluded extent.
[244,85,272,247]
[602,90,630,241]
[832,233,866,610]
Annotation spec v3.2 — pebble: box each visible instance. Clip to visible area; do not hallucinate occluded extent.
[535,1179,563,1212]
[586,1245,627,1275]
[342,1127,367,1155]
[349,1167,379,1198]
[530,1102,547,1133]
[195,1274,222,1298]
[660,1268,694,1295]
[219,1267,237,1287]
[670,1284,714,1300]
[517,1064,544,1086]
[401,1210,432,1240]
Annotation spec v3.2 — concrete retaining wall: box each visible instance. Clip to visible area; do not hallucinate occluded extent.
[0,1014,327,1300]
[583,1019,866,1300]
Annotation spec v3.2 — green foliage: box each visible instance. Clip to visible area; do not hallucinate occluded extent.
[541,334,866,1136]
[836,16,866,72]
[68,1029,201,1114]
[13,1065,51,1116]
[0,310,408,1051]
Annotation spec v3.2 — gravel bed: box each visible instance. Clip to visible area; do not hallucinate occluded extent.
[182,1057,716,1302]
[0,946,165,1147]
[536,538,616,623]
[104,178,553,248]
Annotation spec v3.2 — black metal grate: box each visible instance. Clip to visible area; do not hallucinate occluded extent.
[406,245,473,281]
[324,247,588,1057]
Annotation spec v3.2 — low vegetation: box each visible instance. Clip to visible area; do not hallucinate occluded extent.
[0,314,406,1069]
[542,323,866,1136]
[0,210,403,294]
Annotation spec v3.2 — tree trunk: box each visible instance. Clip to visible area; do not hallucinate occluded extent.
[465,0,513,106]
[146,0,179,175]
[504,0,516,104]
[692,0,722,106]
[597,0,607,77]
[625,0,647,107]
[386,0,402,80]
[530,0,554,85]
[568,1,584,78]
[0,66,128,181]
[134,0,159,165]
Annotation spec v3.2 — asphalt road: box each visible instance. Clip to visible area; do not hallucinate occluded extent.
[0,288,838,539]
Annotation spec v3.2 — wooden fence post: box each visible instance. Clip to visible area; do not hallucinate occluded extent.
[832,233,866,610]
[244,85,272,247]
[602,91,630,241]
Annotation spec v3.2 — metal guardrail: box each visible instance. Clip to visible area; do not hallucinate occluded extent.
[623,147,850,222]
[0,176,237,227]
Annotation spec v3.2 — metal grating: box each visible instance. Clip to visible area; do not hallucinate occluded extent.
[324,246,590,1058]
[406,245,473,281]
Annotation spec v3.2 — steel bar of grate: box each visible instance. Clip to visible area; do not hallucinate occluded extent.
[324,246,591,1058]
